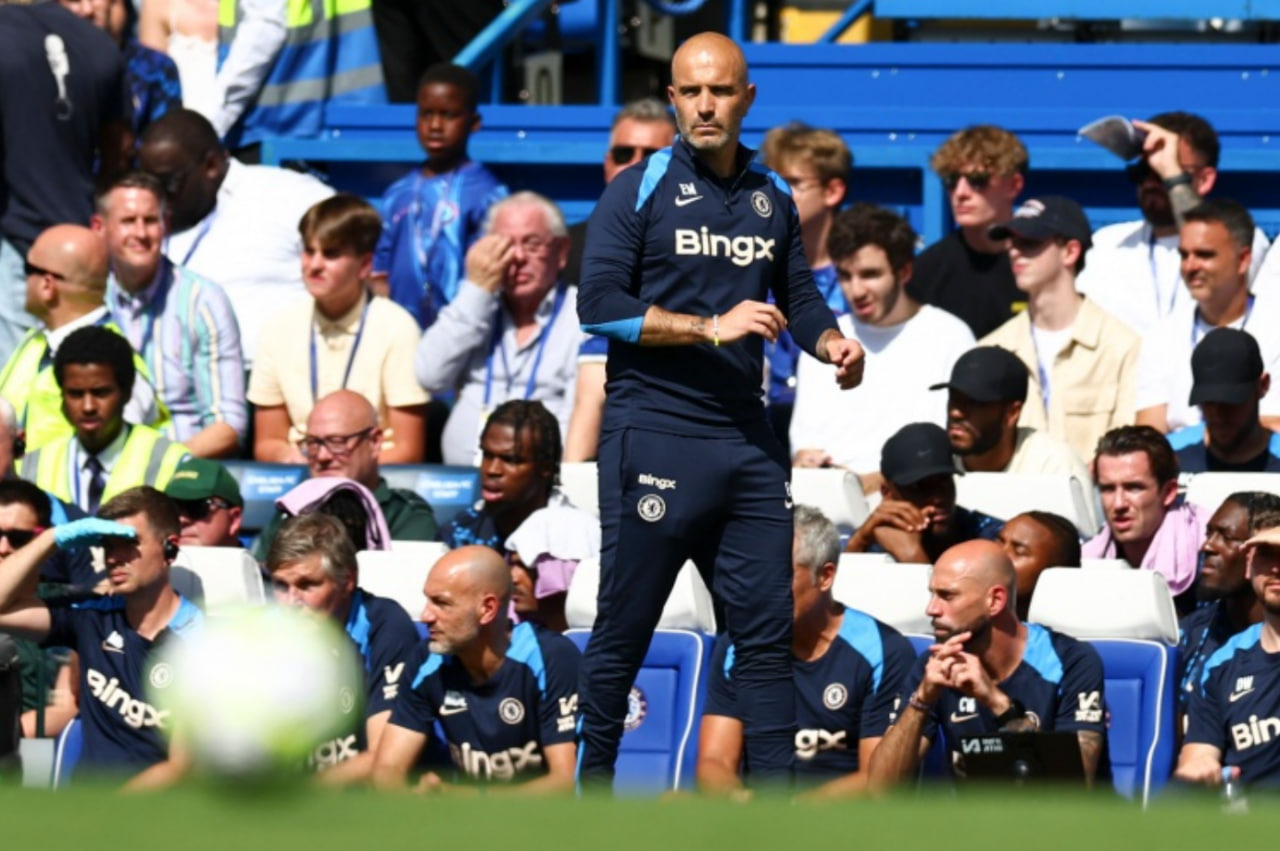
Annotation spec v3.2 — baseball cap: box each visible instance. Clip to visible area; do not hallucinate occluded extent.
[881,422,959,487]
[1189,327,1264,406]
[988,195,1093,249]
[165,458,244,508]
[930,346,1029,404]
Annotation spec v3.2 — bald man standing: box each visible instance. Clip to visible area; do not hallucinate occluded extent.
[251,389,437,558]
[0,225,164,453]
[576,31,866,789]
[868,541,1108,789]
[373,546,580,792]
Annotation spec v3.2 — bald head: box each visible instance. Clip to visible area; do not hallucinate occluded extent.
[303,390,381,485]
[26,226,108,322]
[671,32,748,86]
[432,545,512,601]
[309,389,377,434]
[423,545,513,654]
[938,540,1017,592]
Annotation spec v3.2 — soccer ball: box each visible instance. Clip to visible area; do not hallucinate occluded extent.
[150,605,362,777]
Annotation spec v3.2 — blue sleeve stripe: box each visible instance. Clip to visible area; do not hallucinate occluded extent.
[1201,623,1263,689]
[1022,623,1065,685]
[1269,431,1280,457]
[345,588,373,672]
[582,317,643,344]
[747,161,793,198]
[1167,424,1205,452]
[169,596,204,635]
[839,609,886,692]
[723,643,736,680]
[508,621,548,692]
[634,148,673,212]
[411,653,444,689]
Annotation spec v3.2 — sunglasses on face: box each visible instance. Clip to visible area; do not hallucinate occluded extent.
[23,260,66,280]
[0,528,38,547]
[942,171,992,192]
[609,145,661,166]
[175,497,231,522]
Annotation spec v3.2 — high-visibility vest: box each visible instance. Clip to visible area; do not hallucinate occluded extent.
[0,324,172,453]
[217,0,385,148]
[18,426,189,511]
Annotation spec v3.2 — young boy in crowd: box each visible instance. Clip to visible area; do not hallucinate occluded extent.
[371,63,508,329]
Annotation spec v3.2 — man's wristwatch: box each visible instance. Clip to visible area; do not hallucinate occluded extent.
[1162,172,1193,190]
[993,698,1028,728]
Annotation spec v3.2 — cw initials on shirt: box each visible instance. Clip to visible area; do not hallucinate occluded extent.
[450,740,542,780]
[674,228,776,268]
[795,728,847,760]
[86,668,169,730]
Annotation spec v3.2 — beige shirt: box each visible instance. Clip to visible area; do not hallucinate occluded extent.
[247,291,428,445]
[981,297,1140,463]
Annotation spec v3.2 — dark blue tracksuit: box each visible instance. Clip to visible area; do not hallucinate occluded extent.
[575,138,839,785]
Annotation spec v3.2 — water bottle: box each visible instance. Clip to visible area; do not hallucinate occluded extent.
[1222,766,1248,814]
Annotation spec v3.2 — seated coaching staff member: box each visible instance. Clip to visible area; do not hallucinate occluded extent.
[868,540,1107,789]
[373,546,579,793]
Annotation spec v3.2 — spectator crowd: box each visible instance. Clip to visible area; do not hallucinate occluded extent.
[1,2,1280,801]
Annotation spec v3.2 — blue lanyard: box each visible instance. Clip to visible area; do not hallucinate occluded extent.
[482,284,568,406]
[310,295,372,402]
[1029,328,1054,414]
[176,211,216,267]
[1191,295,1255,348]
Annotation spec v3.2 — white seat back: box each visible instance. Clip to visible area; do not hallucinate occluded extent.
[559,462,599,516]
[357,542,448,619]
[1185,472,1280,514]
[789,468,870,530]
[1028,567,1178,644]
[833,556,933,635]
[1082,557,1130,570]
[954,472,1099,536]
[169,547,265,613]
[565,557,716,633]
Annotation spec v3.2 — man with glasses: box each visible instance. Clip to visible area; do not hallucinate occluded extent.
[164,458,243,548]
[907,125,1029,339]
[417,192,580,466]
[563,99,676,462]
[93,171,246,459]
[136,108,333,368]
[252,389,437,559]
[980,195,1141,462]
[1079,112,1272,336]
[1177,492,1279,719]
[0,224,166,454]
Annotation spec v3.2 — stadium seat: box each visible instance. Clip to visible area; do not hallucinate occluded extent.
[18,737,54,788]
[1185,472,1280,515]
[954,472,1099,537]
[51,717,81,788]
[558,462,598,515]
[1028,568,1178,805]
[566,628,709,794]
[1082,558,1129,570]
[169,547,267,613]
[790,468,871,534]
[357,542,448,619]
[832,557,933,636]
[565,557,716,633]
[381,465,481,529]
[221,462,307,534]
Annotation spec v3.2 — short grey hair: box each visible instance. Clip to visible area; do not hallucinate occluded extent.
[267,513,357,586]
[793,504,840,582]
[483,191,568,239]
[612,97,676,131]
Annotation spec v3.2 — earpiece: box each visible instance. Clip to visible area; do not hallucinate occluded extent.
[12,435,24,460]
[163,539,179,561]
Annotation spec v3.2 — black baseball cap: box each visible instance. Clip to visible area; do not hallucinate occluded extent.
[930,346,1029,404]
[881,422,959,487]
[1189,327,1264,406]
[988,195,1093,249]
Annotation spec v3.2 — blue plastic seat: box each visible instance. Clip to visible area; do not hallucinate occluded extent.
[381,465,480,530]
[220,462,307,534]
[1090,638,1177,804]
[52,716,81,788]
[566,628,710,794]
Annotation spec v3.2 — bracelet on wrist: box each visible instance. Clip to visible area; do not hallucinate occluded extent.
[907,694,931,714]
[1162,172,1193,190]
[712,314,720,347]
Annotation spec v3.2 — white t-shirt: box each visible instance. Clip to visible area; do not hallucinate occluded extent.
[1077,219,1271,337]
[790,305,975,471]
[164,159,334,367]
[1029,323,1073,411]
[1135,295,1280,430]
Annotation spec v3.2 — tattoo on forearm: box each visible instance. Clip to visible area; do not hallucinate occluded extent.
[1077,730,1103,785]
[1000,716,1040,733]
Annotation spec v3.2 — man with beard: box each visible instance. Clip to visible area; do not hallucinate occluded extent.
[845,422,1003,563]
[1078,112,1272,336]
[867,540,1108,789]
[1169,329,1280,473]
[1178,505,1280,788]
[372,545,580,792]
[1177,493,1280,718]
